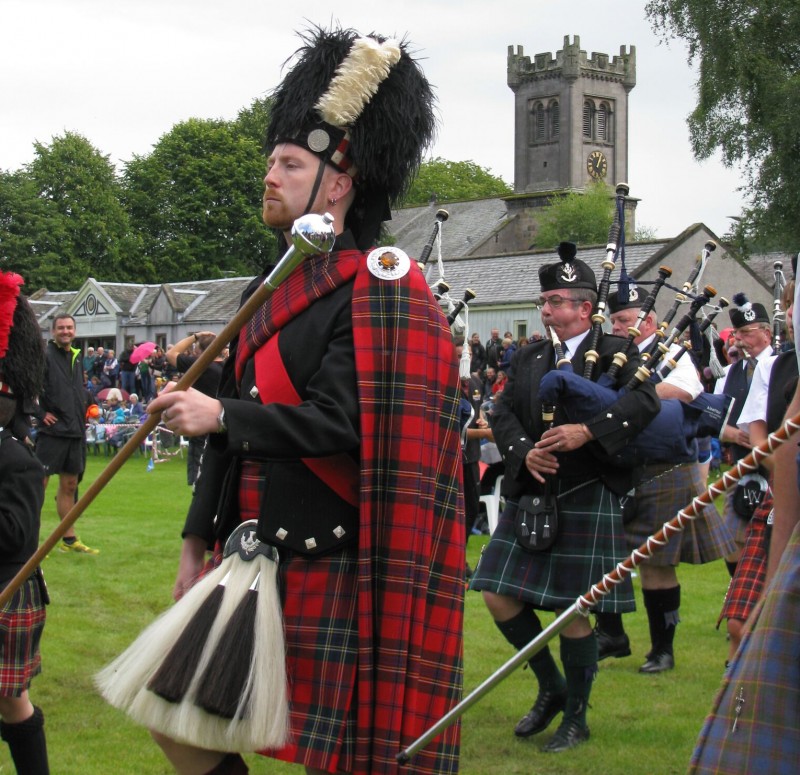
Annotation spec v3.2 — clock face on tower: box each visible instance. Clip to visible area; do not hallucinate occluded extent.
[587,150,608,180]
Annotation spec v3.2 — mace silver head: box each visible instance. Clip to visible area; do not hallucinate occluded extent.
[291,212,336,256]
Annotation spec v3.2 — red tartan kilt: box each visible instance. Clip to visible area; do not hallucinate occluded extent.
[0,575,46,695]
[719,495,771,625]
[202,460,360,772]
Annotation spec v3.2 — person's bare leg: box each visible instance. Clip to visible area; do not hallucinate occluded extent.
[150,731,226,775]
[55,473,79,539]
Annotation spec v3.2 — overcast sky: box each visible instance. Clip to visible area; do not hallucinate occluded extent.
[1,0,747,239]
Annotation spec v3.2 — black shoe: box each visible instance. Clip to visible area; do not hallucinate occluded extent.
[514,690,567,738]
[639,651,674,674]
[594,627,631,661]
[542,719,590,753]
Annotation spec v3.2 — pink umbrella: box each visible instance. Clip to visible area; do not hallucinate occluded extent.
[130,341,157,364]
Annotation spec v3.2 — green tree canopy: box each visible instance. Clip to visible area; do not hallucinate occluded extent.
[0,132,139,290]
[403,157,511,206]
[646,0,800,249]
[123,117,276,282]
[533,181,616,249]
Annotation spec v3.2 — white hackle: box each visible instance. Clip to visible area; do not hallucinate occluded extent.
[316,37,401,127]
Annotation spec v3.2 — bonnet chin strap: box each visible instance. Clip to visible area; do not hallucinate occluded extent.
[303,157,329,217]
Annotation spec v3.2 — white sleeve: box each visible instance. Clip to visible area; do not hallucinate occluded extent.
[737,357,775,430]
[658,344,703,400]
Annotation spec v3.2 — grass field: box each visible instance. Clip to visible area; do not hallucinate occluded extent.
[1,452,734,774]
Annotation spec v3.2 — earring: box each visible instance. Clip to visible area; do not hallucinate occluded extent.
[328,197,337,206]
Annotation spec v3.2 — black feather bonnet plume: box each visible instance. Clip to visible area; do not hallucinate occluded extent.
[266,25,437,249]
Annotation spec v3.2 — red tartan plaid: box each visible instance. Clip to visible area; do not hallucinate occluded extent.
[0,576,46,695]
[225,253,464,774]
[719,493,772,625]
[236,250,361,383]
[351,261,464,774]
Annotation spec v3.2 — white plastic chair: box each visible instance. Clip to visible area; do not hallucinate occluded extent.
[178,436,190,458]
[480,474,504,535]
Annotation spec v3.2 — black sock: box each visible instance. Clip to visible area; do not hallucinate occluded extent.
[0,706,49,775]
[594,611,626,637]
[494,606,566,694]
[62,536,76,545]
[559,634,597,728]
[203,753,249,775]
[643,585,681,657]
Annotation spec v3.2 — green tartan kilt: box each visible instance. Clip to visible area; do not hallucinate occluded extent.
[470,478,635,613]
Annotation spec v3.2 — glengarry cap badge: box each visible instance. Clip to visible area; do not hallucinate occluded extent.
[367,246,410,280]
[559,264,578,283]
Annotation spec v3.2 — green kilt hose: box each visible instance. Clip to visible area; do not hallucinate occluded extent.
[0,575,46,695]
[624,462,736,566]
[470,477,635,613]
[690,522,800,774]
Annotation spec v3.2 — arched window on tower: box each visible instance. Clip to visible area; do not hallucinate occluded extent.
[597,102,609,141]
[549,100,560,139]
[535,102,546,142]
[583,101,594,138]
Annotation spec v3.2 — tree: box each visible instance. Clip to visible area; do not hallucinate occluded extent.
[533,181,616,249]
[234,97,272,150]
[646,1,800,249]
[123,118,277,282]
[0,132,139,290]
[402,158,511,206]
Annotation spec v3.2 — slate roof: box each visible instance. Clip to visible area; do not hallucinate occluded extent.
[390,198,511,259]
[747,252,795,290]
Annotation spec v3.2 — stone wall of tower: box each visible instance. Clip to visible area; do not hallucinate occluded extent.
[508,35,636,194]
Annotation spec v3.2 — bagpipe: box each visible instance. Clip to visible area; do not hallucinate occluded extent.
[416,208,477,375]
[536,185,732,466]
[772,259,787,351]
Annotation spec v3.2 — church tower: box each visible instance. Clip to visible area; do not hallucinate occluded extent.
[508,35,636,193]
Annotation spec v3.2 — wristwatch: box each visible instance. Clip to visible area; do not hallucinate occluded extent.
[217,405,227,433]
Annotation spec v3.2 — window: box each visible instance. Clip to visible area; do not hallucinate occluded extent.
[549,101,560,138]
[583,101,593,138]
[530,99,559,143]
[583,99,614,142]
[597,102,611,141]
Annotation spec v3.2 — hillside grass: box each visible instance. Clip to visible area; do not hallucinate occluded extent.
[1,452,732,774]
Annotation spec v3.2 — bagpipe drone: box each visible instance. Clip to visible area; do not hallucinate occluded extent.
[536,184,733,466]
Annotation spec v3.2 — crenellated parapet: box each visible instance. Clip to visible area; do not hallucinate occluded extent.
[508,35,636,91]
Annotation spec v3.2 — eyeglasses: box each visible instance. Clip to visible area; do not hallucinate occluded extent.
[537,294,581,309]
[736,326,768,336]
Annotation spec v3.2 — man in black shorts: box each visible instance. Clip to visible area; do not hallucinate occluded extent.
[35,314,98,554]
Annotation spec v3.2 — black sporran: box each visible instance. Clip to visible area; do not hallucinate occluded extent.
[733,473,768,521]
[515,493,559,552]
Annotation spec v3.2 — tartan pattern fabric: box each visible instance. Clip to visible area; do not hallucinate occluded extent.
[238,461,360,772]
[690,523,800,774]
[0,576,45,695]
[235,250,361,383]
[470,479,636,613]
[625,462,736,566]
[350,260,465,774]
[722,487,750,550]
[718,494,771,625]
